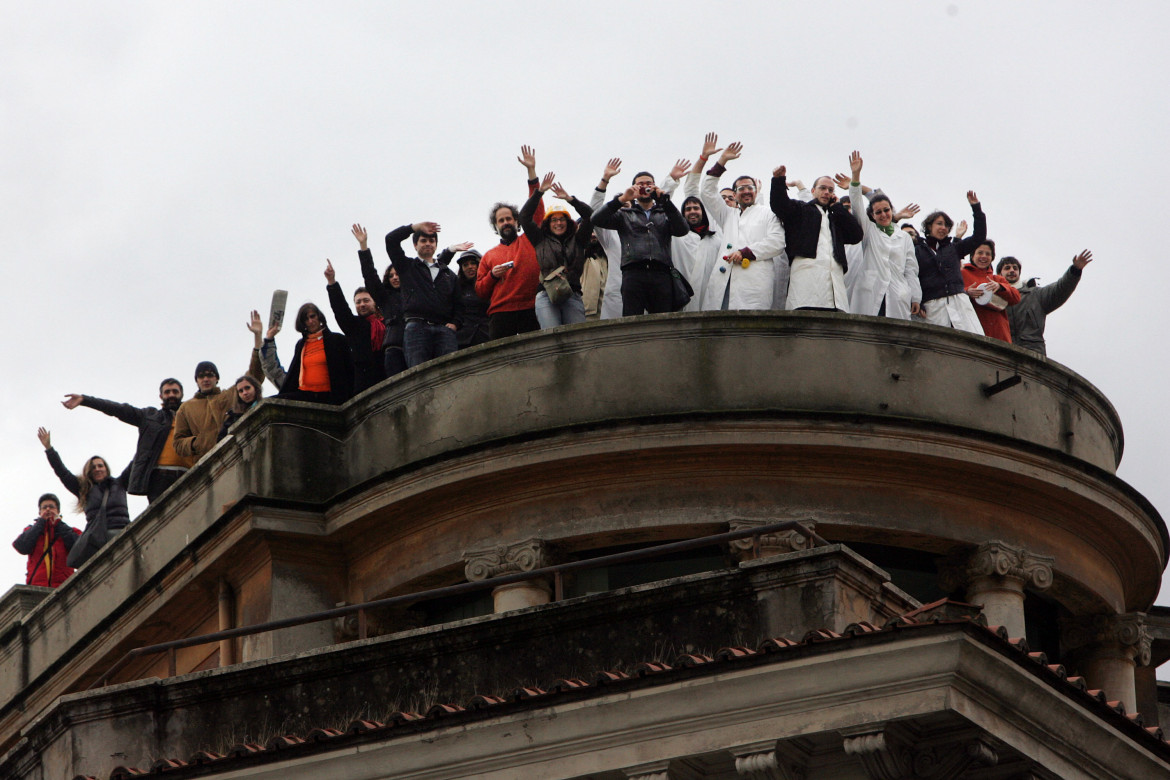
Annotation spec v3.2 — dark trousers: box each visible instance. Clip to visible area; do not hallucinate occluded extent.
[488,309,540,340]
[404,321,458,367]
[147,468,186,503]
[621,262,674,316]
[384,345,408,377]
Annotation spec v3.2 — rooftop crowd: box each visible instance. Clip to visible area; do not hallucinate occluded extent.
[16,133,1094,588]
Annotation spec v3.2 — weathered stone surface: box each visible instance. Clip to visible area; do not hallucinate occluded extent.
[0,313,1163,774]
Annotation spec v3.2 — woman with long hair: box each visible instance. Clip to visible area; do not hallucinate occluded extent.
[37,427,130,567]
[217,374,263,440]
[276,302,355,404]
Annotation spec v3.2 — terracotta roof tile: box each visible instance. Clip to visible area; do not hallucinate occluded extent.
[425,703,465,717]
[468,694,507,710]
[633,661,672,676]
[714,646,756,660]
[547,678,589,692]
[510,687,546,701]
[802,629,842,643]
[304,728,342,742]
[148,758,187,771]
[672,653,713,668]
[386,711,422,724]
[843,622,882,636]
[758,637,800,652]
[345,719,384,734]
[110,768,147,779]
[265,735,304,750]
[593,670,629,684]
[225,743,262,757]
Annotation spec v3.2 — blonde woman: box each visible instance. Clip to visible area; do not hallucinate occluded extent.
[37,427,130,567]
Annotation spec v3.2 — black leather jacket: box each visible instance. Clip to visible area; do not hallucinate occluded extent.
[591,194,688,268]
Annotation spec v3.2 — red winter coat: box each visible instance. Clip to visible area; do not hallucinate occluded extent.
[13,518,81,587]
[961,264,1020,343]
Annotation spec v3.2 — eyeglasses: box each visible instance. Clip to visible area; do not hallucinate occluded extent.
[735,185,756,192]
[196,371,217,378]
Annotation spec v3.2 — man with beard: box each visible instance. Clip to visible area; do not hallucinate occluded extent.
[662,158,721,312]
[998,250,1093,356]
[324,259,387,392]
[592,169,689,315]
[60,378,196,502]
[770,164,863,311]
[697,134,787,310]
[476,145,546,339]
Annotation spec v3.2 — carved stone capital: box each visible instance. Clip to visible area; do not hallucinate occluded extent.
[938,541,1053,593]
[1062,612,1153,666]
[728,519,816,561]
[463,538,550,582]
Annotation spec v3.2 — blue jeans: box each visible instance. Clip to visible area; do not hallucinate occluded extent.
[404,321,458,368]
[535,290,586,329]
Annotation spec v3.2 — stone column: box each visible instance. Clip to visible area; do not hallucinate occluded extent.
[727,519,816,562]
[939,541,1053,638]
[1062,612,1151,714]
[463,538,552,613]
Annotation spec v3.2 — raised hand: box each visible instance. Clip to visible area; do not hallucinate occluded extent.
[669,158,691,181]
[773,165,787,179]
[894,203,920,222]
[719,141,743,165]
[955,220,968,239]
[701,132,722,161]
[967,190,979,205]
[247,310,264,336]
[603,157,622,181]
[37,427,51,450]
[550,182,573,202]
[786,179,804,190]
[849,150,863,179]
[450,241,475,253]
[266,320,281,340]
[539,171,556,193]
[324,259,336,285]
[832,173,851,191]
[411,221,441,235]
[518,145,537,177]
[1072,249,1094,269]
[351,223,368,250]
[62,393,83,410]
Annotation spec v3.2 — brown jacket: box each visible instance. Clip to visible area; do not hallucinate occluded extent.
[172,351,263,459]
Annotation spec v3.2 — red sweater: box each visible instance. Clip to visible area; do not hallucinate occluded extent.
[477,235,542,315]
[475,181,545,315]
[961,264,1021,343]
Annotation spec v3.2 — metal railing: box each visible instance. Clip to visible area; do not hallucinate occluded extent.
[88,520,825,689]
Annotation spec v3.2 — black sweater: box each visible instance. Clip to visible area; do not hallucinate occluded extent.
[384,225,463,326]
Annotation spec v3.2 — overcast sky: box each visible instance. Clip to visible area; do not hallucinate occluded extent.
[3,1,1168,665]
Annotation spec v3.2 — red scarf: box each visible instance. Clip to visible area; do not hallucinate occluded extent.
[366,313,386,351]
